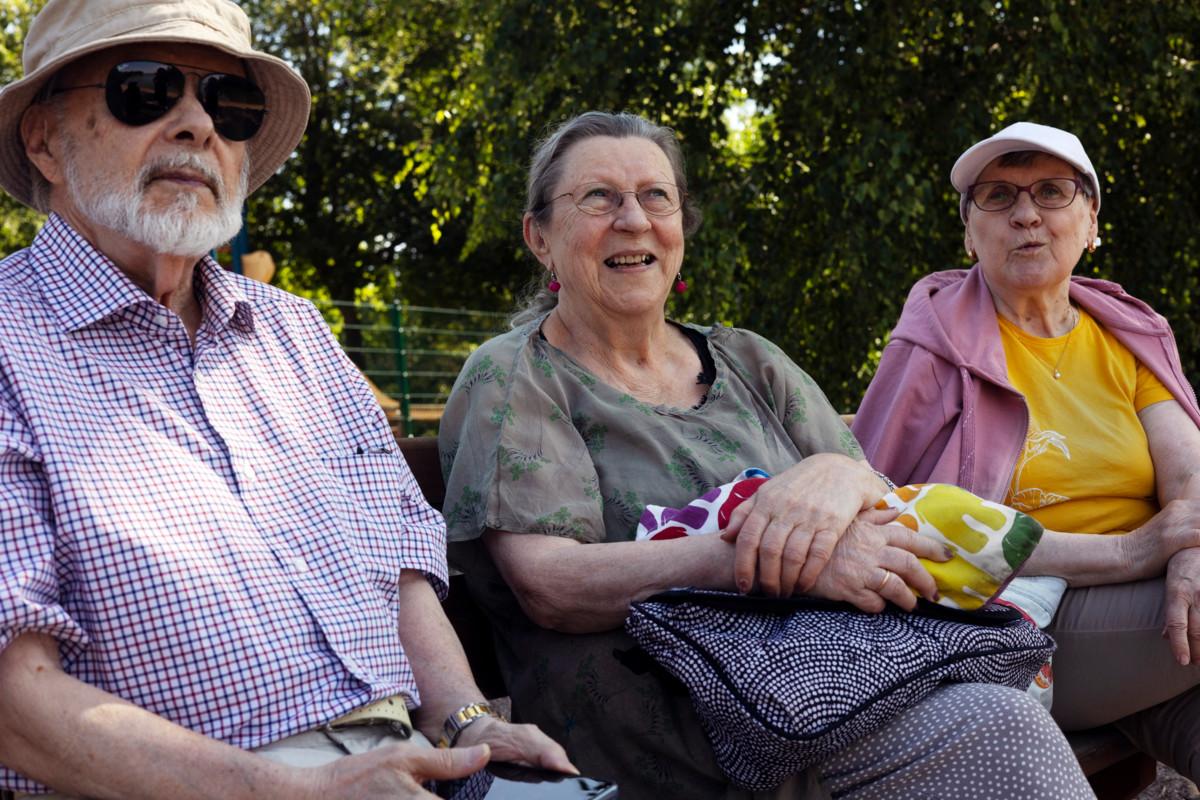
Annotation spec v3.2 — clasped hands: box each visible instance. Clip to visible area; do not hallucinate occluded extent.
[719,454,948,612]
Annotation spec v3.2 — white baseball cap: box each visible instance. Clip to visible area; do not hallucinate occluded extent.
[951,121,1100,218]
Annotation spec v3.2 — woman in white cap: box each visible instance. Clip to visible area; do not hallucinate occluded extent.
[854,121,1200,781]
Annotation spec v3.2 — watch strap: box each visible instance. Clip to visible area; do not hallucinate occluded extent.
[437,700,501,748]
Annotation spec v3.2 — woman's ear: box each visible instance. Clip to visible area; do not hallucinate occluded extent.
[20,102,65,187]
[522,213,553,267]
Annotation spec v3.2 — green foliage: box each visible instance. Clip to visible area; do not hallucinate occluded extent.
[2,1,1200,410]
[391,0,1200,409]
[0,0,45,256]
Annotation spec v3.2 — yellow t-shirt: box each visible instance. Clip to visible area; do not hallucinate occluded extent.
[998,308,1174,535]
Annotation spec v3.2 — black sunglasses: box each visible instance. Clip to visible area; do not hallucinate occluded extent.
[51,60,267,142]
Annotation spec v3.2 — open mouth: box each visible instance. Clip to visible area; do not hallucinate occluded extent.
[604,253,656,268]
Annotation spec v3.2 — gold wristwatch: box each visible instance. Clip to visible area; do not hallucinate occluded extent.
[437,701,502,748]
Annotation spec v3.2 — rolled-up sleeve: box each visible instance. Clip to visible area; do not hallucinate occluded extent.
[0,396,87,657]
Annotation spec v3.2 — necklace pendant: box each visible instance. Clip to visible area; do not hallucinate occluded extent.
[1053,369,1062,379]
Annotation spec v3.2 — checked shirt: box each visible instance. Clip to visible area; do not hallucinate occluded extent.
[0,215,447,793]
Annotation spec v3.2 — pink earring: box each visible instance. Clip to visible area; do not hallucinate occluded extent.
[674,274,687,294]
[548,272,561,293]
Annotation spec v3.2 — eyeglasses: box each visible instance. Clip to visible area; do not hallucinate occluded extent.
[544,182,683,217]
[967,178,1083,212]
[50,60,267,142]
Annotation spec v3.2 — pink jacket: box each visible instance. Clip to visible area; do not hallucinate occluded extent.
[852,265,1200,501]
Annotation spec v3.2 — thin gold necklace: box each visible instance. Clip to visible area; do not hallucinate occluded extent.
[1051,306,1079,380]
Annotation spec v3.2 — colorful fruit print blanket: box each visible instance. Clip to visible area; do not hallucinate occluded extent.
[635,471,1045,611]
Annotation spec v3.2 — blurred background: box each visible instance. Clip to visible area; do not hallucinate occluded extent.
[3,0,1199,420]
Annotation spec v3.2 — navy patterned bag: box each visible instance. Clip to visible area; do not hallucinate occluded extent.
[624,588,1055,791]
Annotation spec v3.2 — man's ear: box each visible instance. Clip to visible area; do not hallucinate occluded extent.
[20,102,65,186]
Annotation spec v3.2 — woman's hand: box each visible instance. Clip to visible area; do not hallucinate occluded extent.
[454,715,577,775]
[720,454,889,596]
[1164,546,1200,666]
[1119,498,1200,580]
[806,511,949,612]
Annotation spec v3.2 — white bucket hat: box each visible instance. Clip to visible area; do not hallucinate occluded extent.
[951,121,1100,220]
[0,0,311,210]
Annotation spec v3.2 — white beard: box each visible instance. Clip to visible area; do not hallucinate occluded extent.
[63,138,249,257]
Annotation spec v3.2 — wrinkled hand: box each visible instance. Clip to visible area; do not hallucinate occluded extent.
[805,513,949,613]
[1164,546,1200,665]
[455,715,577,775]
[720,454,888,596]
[309,740,490,799]
[1124,499,1200,578]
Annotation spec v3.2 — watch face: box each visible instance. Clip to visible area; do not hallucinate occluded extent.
[432,763,618,799]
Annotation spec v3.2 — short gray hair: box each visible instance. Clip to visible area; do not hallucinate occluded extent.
[512,111,701,328]
[960,149,1097,222]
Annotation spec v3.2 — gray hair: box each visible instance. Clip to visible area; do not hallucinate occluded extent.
[511,111,701,328]
[960,149,1097,222]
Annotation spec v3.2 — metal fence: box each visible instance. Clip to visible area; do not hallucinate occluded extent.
[314,301,509,436]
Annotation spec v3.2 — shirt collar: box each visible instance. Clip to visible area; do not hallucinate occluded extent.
[31,214,254,334]
[195,255,256,335]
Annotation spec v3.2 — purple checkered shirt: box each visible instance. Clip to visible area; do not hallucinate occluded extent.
[0,215,448,793]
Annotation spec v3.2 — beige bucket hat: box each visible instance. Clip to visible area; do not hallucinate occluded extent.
[0,0,311,210]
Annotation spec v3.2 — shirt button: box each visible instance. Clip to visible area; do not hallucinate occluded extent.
[290,556,310,574]
[153,311,168,327]
[238,463,258,484]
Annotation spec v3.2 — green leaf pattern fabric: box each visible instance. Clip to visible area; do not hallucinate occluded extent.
[440,319,858,547]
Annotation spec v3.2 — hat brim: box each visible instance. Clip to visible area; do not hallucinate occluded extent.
[950,135,1099,201]
[0,32,310,210]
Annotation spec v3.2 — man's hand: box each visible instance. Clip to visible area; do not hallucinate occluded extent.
[720,454,889,597]
[310,742,490,799]
[455,715,577,775]
[1164,546,1200,665]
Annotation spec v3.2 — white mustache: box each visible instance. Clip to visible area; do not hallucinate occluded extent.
[138,153,224,201]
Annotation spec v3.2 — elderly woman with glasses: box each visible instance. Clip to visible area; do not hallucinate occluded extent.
[854,121,1200,782]
[438,112,1096,800]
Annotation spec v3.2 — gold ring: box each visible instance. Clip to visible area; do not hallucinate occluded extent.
[875,570,895,593]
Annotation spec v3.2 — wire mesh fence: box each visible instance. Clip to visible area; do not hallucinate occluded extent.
[314,300,509,437]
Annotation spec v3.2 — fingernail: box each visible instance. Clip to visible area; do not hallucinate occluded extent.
[942,546,954,560]
[737,579,750,593]
[933,591,941,601]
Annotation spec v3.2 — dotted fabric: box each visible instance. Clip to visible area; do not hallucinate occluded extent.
[625,590,1055,791]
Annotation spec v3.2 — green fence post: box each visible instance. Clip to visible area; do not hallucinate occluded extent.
[390,302,412,435]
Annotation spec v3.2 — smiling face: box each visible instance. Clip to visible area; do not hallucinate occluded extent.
[523,135,685,326]
[964,153,1098,300]
[28,43,249,256]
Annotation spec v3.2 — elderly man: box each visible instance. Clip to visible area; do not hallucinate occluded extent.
[0,0,572,798]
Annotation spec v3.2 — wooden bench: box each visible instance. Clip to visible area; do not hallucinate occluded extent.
[398,434,1158,798]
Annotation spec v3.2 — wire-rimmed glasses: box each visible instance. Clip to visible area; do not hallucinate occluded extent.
[544,182,684,216]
